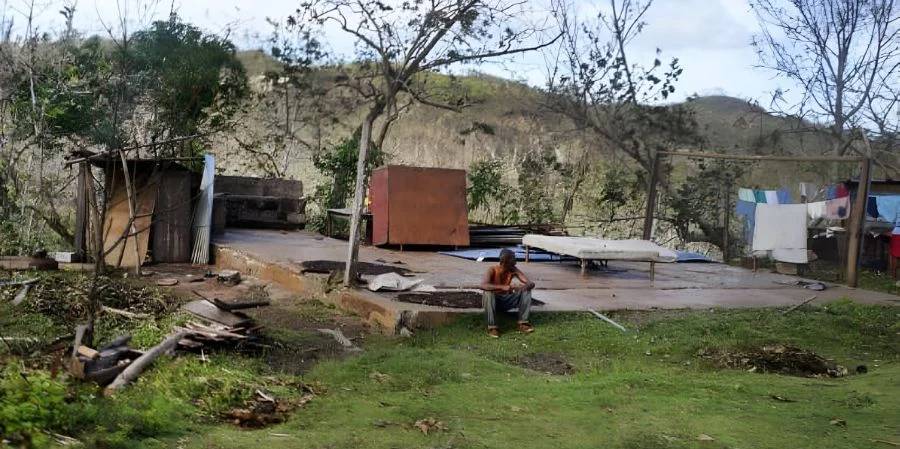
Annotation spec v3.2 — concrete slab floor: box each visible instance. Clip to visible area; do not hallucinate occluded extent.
[214,229,900,314]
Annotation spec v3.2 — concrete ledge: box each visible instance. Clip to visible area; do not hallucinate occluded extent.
[212,243,472,332]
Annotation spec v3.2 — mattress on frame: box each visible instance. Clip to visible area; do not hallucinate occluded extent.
[521,235,678,263]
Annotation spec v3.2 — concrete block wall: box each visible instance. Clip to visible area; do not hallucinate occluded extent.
[213,176,306,231]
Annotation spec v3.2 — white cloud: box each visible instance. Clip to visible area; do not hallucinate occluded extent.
[11,0,795,104]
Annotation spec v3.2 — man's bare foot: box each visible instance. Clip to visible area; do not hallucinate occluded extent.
[517,322,535,334]
[488,327,501,338]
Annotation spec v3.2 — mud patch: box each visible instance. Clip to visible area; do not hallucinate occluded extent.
[699,344,848,377]
[299,260,414,276]
[224,389,314,428]
[241,304,367,376]
[396,291,545,309]
[514,352,574,375]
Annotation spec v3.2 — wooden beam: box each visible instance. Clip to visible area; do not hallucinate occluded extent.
[642,151,662,240]
[64,134,205,167]
[659,150,866,163]
[74,163,89,260]
[344,117,374,287]
[846,157,872,288]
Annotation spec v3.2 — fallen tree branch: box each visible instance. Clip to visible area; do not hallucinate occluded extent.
[104,330,188,394]
[102,306,151,319]
[0,278,39,287]
[12,284,33,306]
[782,295,818,315]
[0,336,39,343]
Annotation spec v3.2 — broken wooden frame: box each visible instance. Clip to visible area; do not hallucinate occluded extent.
[68,146,204,270]
[642,150,872,288]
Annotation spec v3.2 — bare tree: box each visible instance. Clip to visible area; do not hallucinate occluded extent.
[751,0,900,156]
[546,0,736,244]
[232,18,334,178]
[545,0,700,169]
[296,0,561,285]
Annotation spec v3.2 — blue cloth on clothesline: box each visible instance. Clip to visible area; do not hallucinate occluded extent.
[736,200,757,243]
[875,195,900,223]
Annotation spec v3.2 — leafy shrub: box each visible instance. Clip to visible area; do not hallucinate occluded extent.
[0,366,69,448]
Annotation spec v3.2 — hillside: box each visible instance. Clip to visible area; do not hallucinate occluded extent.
[220,51,869,204]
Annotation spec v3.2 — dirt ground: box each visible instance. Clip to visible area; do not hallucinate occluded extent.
[513,352,575,375]
[299,260,415,276]
[699,344,851,377]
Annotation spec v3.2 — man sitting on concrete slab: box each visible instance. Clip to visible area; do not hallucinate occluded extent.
[480,249,535,338]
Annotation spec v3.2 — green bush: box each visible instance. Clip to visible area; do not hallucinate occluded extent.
[0,366,69,447]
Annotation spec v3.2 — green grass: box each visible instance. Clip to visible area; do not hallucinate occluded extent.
[175,300,899,449]
[859,270,900,296]
[4,285,899,448]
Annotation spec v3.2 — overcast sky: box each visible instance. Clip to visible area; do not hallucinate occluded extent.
[6,0,787,105]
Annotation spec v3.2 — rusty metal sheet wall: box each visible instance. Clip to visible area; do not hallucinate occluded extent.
[370,167,390,245]
[371,165,469,247]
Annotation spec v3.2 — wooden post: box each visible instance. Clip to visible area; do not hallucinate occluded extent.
[846,157,872,288]
[642,151,662,241]
[74,162,89,262]
[722,183,731,264]
[344,116,374,287]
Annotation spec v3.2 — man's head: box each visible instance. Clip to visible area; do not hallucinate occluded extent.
[499,249,516,270]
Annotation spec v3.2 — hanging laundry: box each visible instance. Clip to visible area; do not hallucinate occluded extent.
[824,196,850,220]
[753,203,808,263]
[824,184,850,200]
[776,188,791,204]
[867,196,880,219]
[807,201,826,220]
[754,190,767,203]
[765,190,778,204]
[875,195,900,223]
[736,200,757,243]
[835,183,849,198]
[738,188,756,202]
[800,182,824,203]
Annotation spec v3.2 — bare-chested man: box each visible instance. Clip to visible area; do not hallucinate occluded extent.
[479,249,535,338]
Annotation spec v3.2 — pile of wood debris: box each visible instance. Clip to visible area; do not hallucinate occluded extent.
[69,288,271,393]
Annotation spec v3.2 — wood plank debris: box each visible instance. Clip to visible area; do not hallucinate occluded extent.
[77,346,100,360]
[212,298,271,311]
[182,299,252,328]
[102,306,151,319]
[65,291,271,390]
